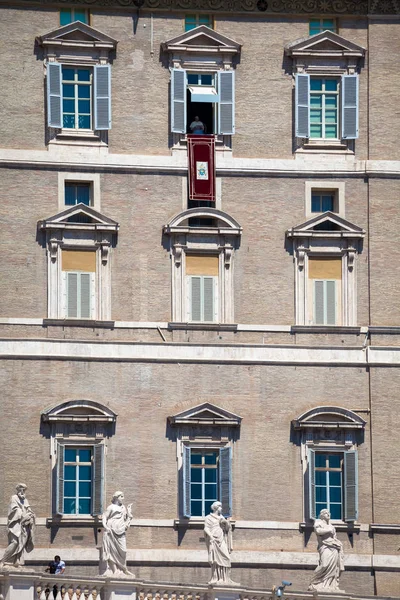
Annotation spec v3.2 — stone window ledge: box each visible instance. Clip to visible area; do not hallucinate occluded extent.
[291,325,362,335]
[174,518,236,529]
[47,516,100,527]
[299,521,360,532]
[296,144,353,155]
[369,523,400,532]
[43,319,115,329]
[168,322,238,332]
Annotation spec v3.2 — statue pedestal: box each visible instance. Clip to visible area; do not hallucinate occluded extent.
[102,577,137,600]
[0,570,36,600]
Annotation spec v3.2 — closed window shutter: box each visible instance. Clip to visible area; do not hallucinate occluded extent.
[94,64,111,130]
[80,273,91,319]
[203,277,214,322]
[326,280,336,325]
[314,280,325,325]
[342,74,359,140]
[217,71,235,135]
[47,63,62,128]
[219,447,232,517]
[92,445,104,516]
[308,449,316,520]
[182,445,191,518]
[56,442,65,515]
[344,450,358,522]
[171,68,187,134]
[67,272,78,318]
[295,73,310,138]
[190,276,202,321]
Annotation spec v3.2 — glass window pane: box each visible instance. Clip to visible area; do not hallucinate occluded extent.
[329,471,342,486]
[75,10,88,23]
[310,96,322,107]
[78,69,91,82]
[78,100,91,114]
[310,27,319,35]
[200,74,212,86]
[205,484,217,500]
[205,469,217,483]
[78,115,91,129]
[329,454,341,468]
[187,74,199,85]
[191,469,202,482]
[63,84,75,97]
[190,484,202,500]
[323,19,334,29]
[310,78,322,91]
[79,481,92,497]
[204,453,217,465]
[63,100,75,114]
[312,195,321,212]
[191,453,202,465]
[65,448,77,462]
[78,85,90,99]
[316,502,327,514]
[330,504,342,520]
[64,481,76,497]
[315,454,327,468]
[77,186,90,205]
[310,124,323,138]
[64,465,76,480]
[78,499,91,514]
[315,471,326,486]
[329,487,342,503]
[310,111,322,124]
[79,465,92,480]
[325,79,338,91]
[60,9,72,25]
[315,486,327,502]
[62,69,75,81]
[205,500,215,515]
[325,125,337,138]
[79,448,92,462]
[63,498,76,514]
[322,195,334,212]
[63,115,75,129]
[191,500,202,516]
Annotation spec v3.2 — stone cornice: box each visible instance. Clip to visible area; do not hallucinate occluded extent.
[1,0,400,16]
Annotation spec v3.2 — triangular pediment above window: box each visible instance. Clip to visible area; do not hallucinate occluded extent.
[39,204,119,232]
[285,31,365,58]
[286,212,365,239]
[37,21,117,51]
[169,403,242,427]
[162,26,241,55]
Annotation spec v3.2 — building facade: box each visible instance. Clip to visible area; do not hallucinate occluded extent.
[0,0,400,596]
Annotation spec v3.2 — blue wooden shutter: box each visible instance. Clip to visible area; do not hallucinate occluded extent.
[67,272,78,318]
[56,442,65,515]
[326,280,336,325]
[190,277,202,321]
[94,65,111,130]
[171,68,187,134]
[341,74,359,140]
[217,71,235,135]
[344,450,358,522]
[47,63,62,128]
[295,73,310,138]
[92,445,104,516]
[182,445,191,518]
[203,277,214,322]
[219,447,232,517]
[314,280,324,325]
[308,449,316,520]
[80,273,91,319]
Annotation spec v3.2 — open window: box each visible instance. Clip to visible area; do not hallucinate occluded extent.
[41,400,117,519]
[164,207,242,324]
[39,204,119,321]
[162,26,241,145]
[285,31,365,150]
[286,212,365,327]
[37,22,117,142]
[293,406,366,523]
[169,403,241,519]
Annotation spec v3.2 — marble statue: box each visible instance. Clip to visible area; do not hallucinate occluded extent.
[204,501,238,586]
[0,484,35,569]
[308,509,345,593]
[101,491,134,578]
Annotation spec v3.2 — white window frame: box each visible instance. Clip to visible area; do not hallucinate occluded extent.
[58,172,100,211]
[61,65,93,132]
[309,76,340,141]
[60,7,90,25]
[184,14,213,31]
[309,18,336,35]
[305,181,345,218]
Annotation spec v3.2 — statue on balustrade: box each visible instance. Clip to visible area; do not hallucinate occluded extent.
[204,501,239,586]
[308,509,345,593]
[101,491,134,578]
[0,483,35,569]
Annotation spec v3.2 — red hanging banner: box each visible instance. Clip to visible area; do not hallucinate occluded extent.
[187,135,216,203]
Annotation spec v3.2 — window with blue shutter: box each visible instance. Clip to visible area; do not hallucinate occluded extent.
[60,8,89,25]
[94,64,111,130]
[308,450,358,522]
[341,74,359,140]
[182,446,232,517]
[295,73,310,138]
[171,68,187,134]
[47,63,62,128]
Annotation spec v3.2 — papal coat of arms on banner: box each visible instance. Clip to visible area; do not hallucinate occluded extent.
[196,161,209,180]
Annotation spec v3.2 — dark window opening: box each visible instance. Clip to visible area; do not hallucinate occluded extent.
[187,91,214,135]
[188,200,216,227]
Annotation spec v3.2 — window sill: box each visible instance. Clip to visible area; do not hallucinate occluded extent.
[297,141,353,154]
[369,523,400,532]
[168,322,238,332]
[49,131,108,147]
[299,521,360,532]
[47,515,100,527]
[291,325,361,335]
[43,319,115,329]
[174,518,236,529]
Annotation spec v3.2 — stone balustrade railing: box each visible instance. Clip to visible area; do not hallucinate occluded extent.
[36,577,103,600]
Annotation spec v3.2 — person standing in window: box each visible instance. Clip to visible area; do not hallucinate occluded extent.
[308,509,345,593]
[46,555,65,575]
[190,116,206,134]
[204,501,237,585]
